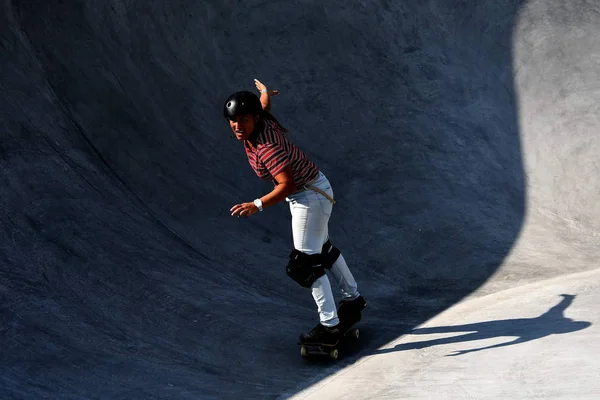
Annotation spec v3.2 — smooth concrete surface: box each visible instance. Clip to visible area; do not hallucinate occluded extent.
[1,0,599,399]
[286,270,600,399]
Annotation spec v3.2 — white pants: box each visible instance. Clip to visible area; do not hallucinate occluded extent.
[286,171,360,327]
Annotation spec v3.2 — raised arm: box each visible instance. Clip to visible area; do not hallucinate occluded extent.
[254,79,279,112]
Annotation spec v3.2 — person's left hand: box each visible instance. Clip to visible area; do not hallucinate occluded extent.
[254,79,279,96]
[231,202,259,218]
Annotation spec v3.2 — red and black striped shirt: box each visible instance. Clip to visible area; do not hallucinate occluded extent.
[244,119,319,188]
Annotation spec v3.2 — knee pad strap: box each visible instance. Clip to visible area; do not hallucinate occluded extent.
[321,239,341,269]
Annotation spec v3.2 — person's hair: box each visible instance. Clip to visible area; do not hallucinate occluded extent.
[259,110,288,133]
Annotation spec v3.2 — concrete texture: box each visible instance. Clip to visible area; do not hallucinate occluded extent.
[1,0,599,398]
[288,271,600,399]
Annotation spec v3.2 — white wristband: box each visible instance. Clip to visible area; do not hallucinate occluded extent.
[253,198,263,211]
[260,89,268,93]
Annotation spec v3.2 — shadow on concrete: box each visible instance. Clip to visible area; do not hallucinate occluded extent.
[371,294,591,357]
[1,1,530,399]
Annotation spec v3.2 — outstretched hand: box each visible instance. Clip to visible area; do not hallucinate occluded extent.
[231,202,259,218]
[254,79,279,96]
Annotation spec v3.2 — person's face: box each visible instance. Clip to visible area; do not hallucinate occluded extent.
[229,114,258,140]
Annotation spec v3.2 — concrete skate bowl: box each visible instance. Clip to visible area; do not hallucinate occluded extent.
[2,0,600,399]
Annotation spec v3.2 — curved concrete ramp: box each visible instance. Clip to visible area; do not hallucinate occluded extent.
[1,0,599,398]
[287,271,600,399]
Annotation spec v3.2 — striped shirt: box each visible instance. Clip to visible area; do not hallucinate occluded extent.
[244,119,319,188]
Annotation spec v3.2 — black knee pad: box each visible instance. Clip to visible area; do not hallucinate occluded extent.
[321,239,341,269]
[286,249,325,288]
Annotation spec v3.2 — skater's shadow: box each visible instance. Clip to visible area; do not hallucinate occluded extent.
[372,294,590,357]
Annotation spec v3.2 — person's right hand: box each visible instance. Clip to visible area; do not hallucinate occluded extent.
[254,79,279,96]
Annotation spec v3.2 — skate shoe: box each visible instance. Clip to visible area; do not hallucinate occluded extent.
[337,295,367,321]
[299,323,341,345]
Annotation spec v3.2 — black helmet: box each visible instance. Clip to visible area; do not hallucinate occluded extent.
[223,91,262,119]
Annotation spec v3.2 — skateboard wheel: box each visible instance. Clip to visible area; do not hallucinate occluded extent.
[329,348,339,360]
[300,346,308,357]
[353,329,360,339]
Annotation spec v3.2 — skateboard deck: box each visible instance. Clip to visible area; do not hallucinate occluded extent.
[298,314,362,360]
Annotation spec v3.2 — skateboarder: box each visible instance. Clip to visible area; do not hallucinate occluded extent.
[225,79,366,345]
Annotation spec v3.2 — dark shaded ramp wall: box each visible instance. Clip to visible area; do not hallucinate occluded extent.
[1,0,529,398]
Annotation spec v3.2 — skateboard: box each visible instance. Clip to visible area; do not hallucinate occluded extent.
[298,314,361,360]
